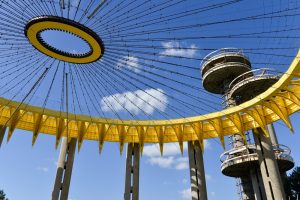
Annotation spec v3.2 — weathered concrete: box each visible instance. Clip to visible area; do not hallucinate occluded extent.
[124,143,140,200]
[253,128,286,200]
[240,175,254,200]
[226,96,255,199]
[267,124,278,145]
[52,137,77,200]
[250,168,267,200]
[0,126,6,148]
[188,141,207,200]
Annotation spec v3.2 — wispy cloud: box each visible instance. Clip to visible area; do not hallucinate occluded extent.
[160,41,197,57]
[204,140,211,150]
[182,178,188,184]
[143,141,211,170]
[147,156,189,170]
[143,143,187,157]
[206,174,212,181]
[36,166,49,172]
[144,140,211,157]
[100,88,168,115]
[180,188,192,200]
[117,55,141,73]
[147,156,175,168]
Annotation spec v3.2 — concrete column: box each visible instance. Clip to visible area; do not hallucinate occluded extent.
[267,123,290,196]
[52,137,77,200]
[253,128,286,200]
[240,175,254,200]
[267,124,278,145]
[132,144,140,200]
[0,126,6,148]
[250,168,267,200]
[188,141,207,200]
[124,143,140,200]
[225,95,256,199]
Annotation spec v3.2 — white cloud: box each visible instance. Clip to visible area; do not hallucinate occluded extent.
[143,143,186,157]
[36,166,49,172]
[175,157,189,170]
[146,156,188,170]
[204,140,211,150]
[117,55,141,73]
[147,156,175,168]
[206,174,212,181]
[180,188,192,200]
[100,88,168,115]
[143,140,210,157]
[160,41,197,57]
[143,141,211,170]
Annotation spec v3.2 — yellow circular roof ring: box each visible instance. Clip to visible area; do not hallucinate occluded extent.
[24,16,104,64]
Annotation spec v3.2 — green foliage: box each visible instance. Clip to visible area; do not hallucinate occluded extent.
[0,190,8,200]
[286,167,300,200]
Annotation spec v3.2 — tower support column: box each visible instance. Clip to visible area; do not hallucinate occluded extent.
[253,128,286,200]
[0,126,6,148]
[188,141,207,200]
[250,168,267,200]
[124,143,140,200]
[267,124,278,145]
[52,137,77,200]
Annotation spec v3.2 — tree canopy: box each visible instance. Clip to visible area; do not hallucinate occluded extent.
[0,190,8,200]
[286,167,300,200]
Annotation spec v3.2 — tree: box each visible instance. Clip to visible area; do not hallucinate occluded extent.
[286,167,300,200]
[0,190,8,200]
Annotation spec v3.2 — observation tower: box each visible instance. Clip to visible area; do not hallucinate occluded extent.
[201,48,294,200]
[1,2,300,200]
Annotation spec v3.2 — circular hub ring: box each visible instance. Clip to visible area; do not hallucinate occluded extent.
[25,16,104,64]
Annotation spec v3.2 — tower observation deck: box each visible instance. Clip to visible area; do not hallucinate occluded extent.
[201,48,294,200]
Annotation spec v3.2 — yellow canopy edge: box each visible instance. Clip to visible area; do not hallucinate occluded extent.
[1,50,300,153]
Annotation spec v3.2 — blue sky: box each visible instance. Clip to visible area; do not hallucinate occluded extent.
[0,0,300,200]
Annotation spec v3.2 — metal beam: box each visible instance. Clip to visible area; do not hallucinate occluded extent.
[188,141,207,200]
[52,137,77,200]
[124,143,140,200]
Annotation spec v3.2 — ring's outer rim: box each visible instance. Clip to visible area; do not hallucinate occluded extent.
[24,15,105,63]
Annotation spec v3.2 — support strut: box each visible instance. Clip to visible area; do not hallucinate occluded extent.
[124,143,140,200]
[188,141,208,200]
[52,137,77,200]
[253,128,286,200]
[0,126,6,148]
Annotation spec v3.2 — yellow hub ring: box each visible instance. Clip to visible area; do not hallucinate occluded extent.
[25,16,104,64]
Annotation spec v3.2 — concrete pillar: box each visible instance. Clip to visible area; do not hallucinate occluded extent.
[250,168,267,200]
[267,124,278,145]
[0,126,6,148]
[52,137,77,200]
[188,141,207,200]
[124,143,140,200]
[225,95,256,199]
[253,128,286,200]
[240,175,254,200]
[267,123,289,195]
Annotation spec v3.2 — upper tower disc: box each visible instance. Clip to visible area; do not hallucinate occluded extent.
[25,16,104,64]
